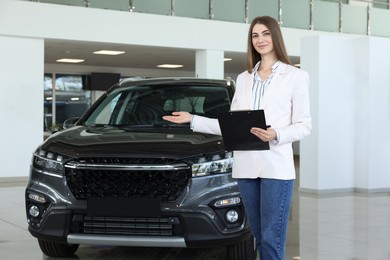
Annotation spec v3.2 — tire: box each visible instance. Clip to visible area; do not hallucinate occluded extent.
[226,234,257,260]
[38,239,79,257]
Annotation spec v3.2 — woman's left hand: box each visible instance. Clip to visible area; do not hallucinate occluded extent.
[250,127,276,142]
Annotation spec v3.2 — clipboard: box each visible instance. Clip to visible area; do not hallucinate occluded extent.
[218,110,270,151]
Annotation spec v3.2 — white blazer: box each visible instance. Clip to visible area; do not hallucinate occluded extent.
[192,62,312,180]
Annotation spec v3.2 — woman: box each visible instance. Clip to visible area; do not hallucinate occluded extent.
[163,16,311,260]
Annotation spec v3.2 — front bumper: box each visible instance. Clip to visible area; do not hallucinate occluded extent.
[26,169,250,248]
[27,204,251,248]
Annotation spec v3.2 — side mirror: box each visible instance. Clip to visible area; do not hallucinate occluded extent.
[63,117,80,129]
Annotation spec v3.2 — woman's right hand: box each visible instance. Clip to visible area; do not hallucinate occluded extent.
[163,112,192,124]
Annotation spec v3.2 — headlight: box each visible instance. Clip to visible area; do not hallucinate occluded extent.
[192,152,233,177]
[33,148,66,176]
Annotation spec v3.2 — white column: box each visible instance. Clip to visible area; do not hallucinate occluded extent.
[300,35,357,192]
[0,36,44,178]
[354,36,390,192]
[195,50,224,79]
[300,35,390,193]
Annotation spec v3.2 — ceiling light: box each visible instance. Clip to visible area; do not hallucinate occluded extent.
[56,58,85,63]
[157,64,183,69]
[93,50,126,55]
[224,58,232,61]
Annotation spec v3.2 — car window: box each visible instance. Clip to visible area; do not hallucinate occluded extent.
[93,94,121,124]
[84,84,231,127]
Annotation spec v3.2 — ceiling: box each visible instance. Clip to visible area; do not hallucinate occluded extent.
[44,39,299,77]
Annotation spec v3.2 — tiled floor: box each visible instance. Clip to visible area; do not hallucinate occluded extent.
[1,179,390,260]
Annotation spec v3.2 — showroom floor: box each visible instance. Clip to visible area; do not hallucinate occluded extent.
[1,177,390,260]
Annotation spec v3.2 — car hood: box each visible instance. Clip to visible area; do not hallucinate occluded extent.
[42,126,225,159]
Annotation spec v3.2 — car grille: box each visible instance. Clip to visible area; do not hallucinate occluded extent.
[65,158,191,202]
[71,215,183,236]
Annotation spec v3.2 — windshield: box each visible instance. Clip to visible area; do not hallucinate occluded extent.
[84,84,231,127]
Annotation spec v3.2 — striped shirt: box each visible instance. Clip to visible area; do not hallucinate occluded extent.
[252,60,280,110]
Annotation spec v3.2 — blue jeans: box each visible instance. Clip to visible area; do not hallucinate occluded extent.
[237,178,294,260]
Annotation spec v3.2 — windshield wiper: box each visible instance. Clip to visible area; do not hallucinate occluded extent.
[153,124,189,128]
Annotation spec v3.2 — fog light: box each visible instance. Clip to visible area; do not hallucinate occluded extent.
[225,209,239,223]
[29,205,40,218]
[28,193,47,203]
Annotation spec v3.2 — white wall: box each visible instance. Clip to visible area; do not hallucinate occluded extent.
[0,1,247,53]
[0,0,328,57]
[300,35,390,193]
[195,50,224,79]
[44,63,195,78]
[0,36,44,178]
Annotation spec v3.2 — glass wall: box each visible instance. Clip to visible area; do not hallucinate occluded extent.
[38,0,86,7]
[213,0,246,23]
[373,0,390,9]
[313,0,340,32]
[371,7,390,36]
[283,0,311,30]
[29,0,390,37]
[131,0,171,15]
[176,0,210,19]
[248,0,279,23]
[343,3,368,34]
[44,74,91,133]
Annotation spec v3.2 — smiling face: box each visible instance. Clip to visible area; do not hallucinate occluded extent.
[251,23,275,57]
[246,16,290,72]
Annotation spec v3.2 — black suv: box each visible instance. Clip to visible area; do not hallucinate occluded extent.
[25,77,256,259]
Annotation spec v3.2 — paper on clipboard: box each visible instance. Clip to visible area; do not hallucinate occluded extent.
[217,110,270,151]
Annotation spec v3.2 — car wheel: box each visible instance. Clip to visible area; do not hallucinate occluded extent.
[38,239,79,257]
[226,234,257,260]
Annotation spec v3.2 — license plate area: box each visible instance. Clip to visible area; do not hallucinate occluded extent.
[87,197,161,217]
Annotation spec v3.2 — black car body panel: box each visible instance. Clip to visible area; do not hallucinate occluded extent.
[43,126,225,158]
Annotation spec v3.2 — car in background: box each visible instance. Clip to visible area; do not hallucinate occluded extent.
[25,77,256,259]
